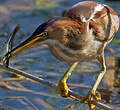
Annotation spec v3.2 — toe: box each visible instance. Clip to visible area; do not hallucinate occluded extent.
[56,81,69,97]
[80,91,101,110]
[96,92,101,101]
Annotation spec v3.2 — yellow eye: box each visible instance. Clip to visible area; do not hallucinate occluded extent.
[36,32,48,37]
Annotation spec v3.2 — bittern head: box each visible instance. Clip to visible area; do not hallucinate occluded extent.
[8,17,83,57]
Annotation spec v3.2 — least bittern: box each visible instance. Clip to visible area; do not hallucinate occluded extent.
[3,1,119,109]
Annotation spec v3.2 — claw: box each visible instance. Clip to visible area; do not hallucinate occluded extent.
[80,91,101,110]
[95,92,101,101]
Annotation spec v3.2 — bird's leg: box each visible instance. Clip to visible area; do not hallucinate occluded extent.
[56,62,79,97]
[91,53,106,96]
[81,52,106,110]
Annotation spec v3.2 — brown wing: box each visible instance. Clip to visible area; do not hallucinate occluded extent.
[64,1,101,22]
[90,5,119,41]
[64,1,119,41]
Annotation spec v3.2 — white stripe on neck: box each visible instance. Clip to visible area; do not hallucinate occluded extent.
[81,4,104,22]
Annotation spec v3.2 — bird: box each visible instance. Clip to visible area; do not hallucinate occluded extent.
[4,1,119,109]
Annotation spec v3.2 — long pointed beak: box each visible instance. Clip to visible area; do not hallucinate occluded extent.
[9,32,48,57]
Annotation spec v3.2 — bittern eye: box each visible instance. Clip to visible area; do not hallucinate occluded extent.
[36,31,48,37]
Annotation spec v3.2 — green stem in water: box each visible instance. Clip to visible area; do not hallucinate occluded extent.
[3,25,20,67]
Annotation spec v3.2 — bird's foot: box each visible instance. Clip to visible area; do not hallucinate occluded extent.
[56,81,69,97]
[81,90,101,110]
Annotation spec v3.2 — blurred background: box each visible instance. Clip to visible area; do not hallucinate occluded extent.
[0,0,120,110]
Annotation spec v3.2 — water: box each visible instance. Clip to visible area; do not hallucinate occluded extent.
[0,0,120,110]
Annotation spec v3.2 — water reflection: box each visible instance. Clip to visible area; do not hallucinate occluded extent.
[0,0,120,109]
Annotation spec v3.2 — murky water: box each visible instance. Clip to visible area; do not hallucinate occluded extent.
[0,0,120,110]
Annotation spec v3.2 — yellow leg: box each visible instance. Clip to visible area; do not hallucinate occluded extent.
[56,62,79,97]
[81,53,106,110]
[91,55,106,95]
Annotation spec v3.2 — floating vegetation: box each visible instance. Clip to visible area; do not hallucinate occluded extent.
[35,0,59,9]
[112,38,120,44]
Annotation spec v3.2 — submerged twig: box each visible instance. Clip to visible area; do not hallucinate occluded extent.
[0,63,117,110]
[0,96,23,101]
[0,77,25,82]
[0,82,11,90]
